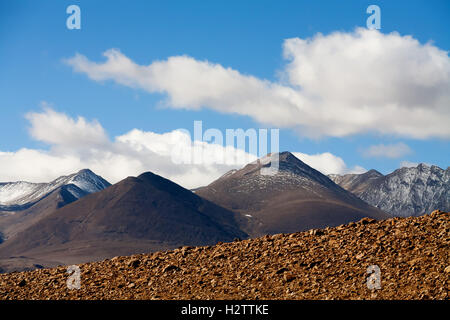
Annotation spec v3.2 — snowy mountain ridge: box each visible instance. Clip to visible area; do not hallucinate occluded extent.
[231,151,339,190]
[0,169,111,211]
[329,164,449,217]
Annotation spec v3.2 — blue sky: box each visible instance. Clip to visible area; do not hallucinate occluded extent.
[0,0,449,186]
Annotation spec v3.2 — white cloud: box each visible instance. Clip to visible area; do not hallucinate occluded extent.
[0,108,258,189]
[0,109,362,187]
[26,106,109,150]
[0,149,83,183]
[292,152,366,175]
[363,142,412,159]
[65,28,450,139]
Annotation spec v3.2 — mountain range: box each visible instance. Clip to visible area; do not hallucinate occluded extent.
[0,171,247,272]
[329,164,449,217]
[0,152,446,272]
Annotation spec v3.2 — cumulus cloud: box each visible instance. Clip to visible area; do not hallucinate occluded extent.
[0,109,361,187]
[0,108,258,188]
[0,149,83,183]
[26,106,109,149]
[292,152,366,175]
[65,28,450,139]
[363,142,413,159]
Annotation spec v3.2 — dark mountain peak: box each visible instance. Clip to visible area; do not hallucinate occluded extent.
[136,171,195,201]
[280,152,311,166]
[278,151,299,162]
[248,151,316,174]
[137,171,167,183]
[365,169,384,177]
[255,151,305,166]
[416,163,430,170]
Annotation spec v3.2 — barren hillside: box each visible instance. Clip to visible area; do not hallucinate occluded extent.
[0,211,448,300]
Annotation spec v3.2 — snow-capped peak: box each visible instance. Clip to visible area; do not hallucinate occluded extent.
[66,169,111,194]
[330,164,449,217]
[0,169,111,209]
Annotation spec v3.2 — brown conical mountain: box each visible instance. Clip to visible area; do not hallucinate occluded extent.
[195,152,389,236]
[0,171,247,272]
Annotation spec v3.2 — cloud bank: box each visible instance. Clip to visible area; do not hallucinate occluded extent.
[66,28,450,139]
[1,108,256,188]
[0,109,359,187]
[293,152,366,175]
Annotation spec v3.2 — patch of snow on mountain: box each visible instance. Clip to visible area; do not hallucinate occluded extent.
[0,182,42,205]
[332,164,449,217]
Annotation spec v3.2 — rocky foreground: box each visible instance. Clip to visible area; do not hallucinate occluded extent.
[0,211,448,300]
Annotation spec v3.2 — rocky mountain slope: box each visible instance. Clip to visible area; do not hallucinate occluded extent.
[196,152,389,236]
[0,171,247,272]
[329,164,449,217]
[328,169,384,195]
[0,210,447,300]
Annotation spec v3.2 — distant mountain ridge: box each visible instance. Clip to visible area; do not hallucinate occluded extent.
[0,169,111,243]
[328,169,384,195]
[329,164,449,217]
[0,169,111,211]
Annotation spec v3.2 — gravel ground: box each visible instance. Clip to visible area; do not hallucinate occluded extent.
[0,211,448,300]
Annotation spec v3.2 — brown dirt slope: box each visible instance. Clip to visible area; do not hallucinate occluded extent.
[0,211,448,300]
